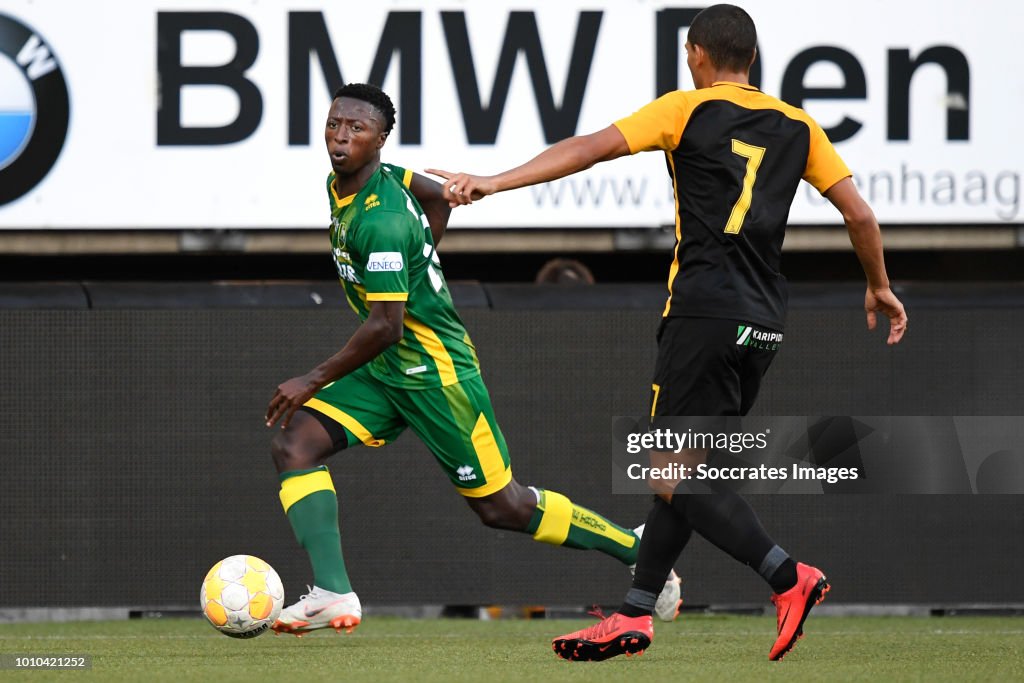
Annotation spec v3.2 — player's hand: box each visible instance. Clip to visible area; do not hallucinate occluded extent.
[425,169,496,207]
[865,286,908,345]
[266,374,320,429]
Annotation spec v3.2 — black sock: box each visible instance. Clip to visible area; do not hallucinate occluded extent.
[619,498,692,617]
[768,557,798,594]
[672,481,796,593]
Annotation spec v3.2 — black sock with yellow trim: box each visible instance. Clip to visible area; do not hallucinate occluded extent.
[524,487,639,565]
[279,466,352,594]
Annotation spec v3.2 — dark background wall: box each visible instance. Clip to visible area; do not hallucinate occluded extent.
[1,282,1022,608]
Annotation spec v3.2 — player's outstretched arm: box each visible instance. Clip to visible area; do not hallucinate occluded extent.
[426,125,631,207]
[265,300,405,428]
[824,177,908,345]
[408,172,452,246]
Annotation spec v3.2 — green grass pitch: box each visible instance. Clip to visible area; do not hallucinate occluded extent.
[1,615,1021,682]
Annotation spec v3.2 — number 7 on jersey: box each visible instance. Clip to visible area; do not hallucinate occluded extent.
[724,139,766,235]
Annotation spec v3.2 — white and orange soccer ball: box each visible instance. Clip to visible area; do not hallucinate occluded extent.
[200,555,284,638]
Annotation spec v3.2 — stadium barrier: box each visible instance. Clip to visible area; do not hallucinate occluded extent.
[2,282,1022,609]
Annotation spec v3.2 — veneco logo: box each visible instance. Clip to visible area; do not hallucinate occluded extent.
[0,13,69,206]
[366,252,404,272]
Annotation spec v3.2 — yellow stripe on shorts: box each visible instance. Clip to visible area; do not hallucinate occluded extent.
[456,413,512,498]
[304,397,386,447]
[279,469,335,513]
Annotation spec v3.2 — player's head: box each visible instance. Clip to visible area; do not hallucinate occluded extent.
[325,83,397,177]
[685,4,757,87]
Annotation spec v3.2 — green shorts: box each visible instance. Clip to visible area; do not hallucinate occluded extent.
[301,366,512,497]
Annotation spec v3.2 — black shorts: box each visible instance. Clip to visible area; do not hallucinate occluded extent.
[650,316,782,419]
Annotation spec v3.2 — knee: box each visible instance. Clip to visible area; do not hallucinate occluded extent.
[475,502,532,530]
[271,429,316,473]
[474,504,511,529]
[470,483,535,531]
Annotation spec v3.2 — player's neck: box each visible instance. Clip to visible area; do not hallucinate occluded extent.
[333,159,381,198]
[706,70,749,88]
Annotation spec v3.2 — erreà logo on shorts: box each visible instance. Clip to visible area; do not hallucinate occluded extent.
[0,14,69,206]
[736,325,783,350]
[366,252,404,272]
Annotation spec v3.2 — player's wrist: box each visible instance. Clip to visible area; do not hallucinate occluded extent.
[867,280,890,292]
[306,368,330,389]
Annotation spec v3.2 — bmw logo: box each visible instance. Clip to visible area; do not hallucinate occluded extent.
[0,13,69,206]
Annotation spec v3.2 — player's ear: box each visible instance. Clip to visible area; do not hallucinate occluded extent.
[377,129,389,150]
[748,47,758,71]
[696,44,709,67]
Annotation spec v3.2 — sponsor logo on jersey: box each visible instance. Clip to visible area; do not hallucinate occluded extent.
[366,251,404,272]
[364,193,380,211]
[736,325,783,350]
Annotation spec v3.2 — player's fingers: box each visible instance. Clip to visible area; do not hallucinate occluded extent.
[424,168,452,181]
[267,394,290,427]
[447,177,472,205]
[265,393,282,424]
[455,181,476,205]
[888,312,908,345]
[439,174,478,206]
[865,309,877,331]
[265,406,281,428]
[435,173,472,206]
[281,404,300,430]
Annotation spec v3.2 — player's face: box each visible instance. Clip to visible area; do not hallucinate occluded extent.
[325,97,388,176]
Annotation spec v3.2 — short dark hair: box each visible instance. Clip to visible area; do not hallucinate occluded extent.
[332,83,396,135]
[688,4,757,72]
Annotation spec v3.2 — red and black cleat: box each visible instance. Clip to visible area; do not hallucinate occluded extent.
[769,562,830,661]
[552,612,653,662]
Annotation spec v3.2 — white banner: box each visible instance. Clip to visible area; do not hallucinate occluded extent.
[0,0,1019,228]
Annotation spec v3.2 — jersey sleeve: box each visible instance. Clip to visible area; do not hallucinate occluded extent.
[355,211,414,302]
[803,119,852,194]
[383,163,414,189]
[613,92,692,154]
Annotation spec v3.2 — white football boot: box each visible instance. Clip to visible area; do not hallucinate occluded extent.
[271,585,362,637]
[632,523,684,622]
[655,569,683,622]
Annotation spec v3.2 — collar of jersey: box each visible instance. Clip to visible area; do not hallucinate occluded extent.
[711,80,760,91]
[330,177,357,208]
[331,165,388,209]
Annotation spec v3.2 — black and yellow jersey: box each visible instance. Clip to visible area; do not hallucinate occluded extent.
[614,81,851,329]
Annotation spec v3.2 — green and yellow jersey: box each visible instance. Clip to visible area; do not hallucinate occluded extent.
[327,163,480,389]
[615,82,852,330]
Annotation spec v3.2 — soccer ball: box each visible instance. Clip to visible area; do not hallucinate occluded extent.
[200,555,284,638]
